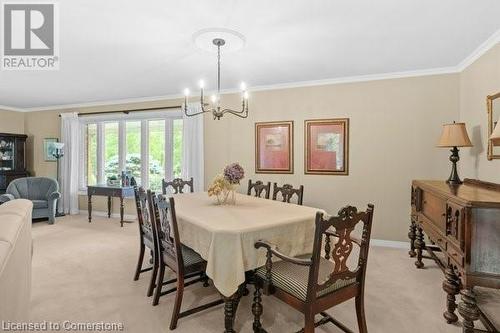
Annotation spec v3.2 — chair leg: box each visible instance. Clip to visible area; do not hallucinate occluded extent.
[304,311,315,333]
[252,285,263,332]
[355,295,368,333]
[169,275,185,330]
[152,261,165,306]
[202,272,210,287]
[133,244,145,281]
[147,250,159,297]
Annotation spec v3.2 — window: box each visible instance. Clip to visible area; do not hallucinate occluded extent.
[86,124,97,186]
[173,118,183,178]
[81,111,183,192]
[104,122,119,181]
[126,121,141,184]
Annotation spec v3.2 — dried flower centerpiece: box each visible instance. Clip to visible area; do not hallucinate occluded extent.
[208,162,245,205]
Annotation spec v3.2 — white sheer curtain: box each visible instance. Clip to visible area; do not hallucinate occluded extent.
[60,112,80,214]
[182,103,204,192]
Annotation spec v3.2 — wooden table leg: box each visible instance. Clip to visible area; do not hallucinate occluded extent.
[458,288,480,333]
[120,196,124,227]
[223,296,236,333]
[223,286,246,333]
[442,264,460,323]
[87,194,92,223]
[107,196,112,218]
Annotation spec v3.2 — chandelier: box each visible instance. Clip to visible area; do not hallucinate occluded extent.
[183,38,248,120]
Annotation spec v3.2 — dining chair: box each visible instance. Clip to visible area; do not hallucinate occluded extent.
[247,179,271,199]
[162,177,194,194]
[147,190,223,330]
[272,183,304,205]
[252,204,375,333]
[132,186,158,297]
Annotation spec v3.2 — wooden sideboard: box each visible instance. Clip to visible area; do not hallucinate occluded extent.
[410,179,500,333]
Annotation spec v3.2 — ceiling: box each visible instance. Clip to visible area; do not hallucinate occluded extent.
[1,0,500,110]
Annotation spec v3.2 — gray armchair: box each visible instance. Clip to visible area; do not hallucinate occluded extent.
[0,177,61,224]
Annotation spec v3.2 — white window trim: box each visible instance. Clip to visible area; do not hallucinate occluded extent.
[78,109,182,193]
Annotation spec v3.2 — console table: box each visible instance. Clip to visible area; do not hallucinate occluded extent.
[87,185,135,227]
[410,179,500,332]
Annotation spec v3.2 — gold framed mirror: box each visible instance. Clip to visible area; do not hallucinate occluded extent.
[487,92,500,160]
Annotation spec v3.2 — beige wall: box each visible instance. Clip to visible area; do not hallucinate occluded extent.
[205,75,459,242]
[20,75,460,241]
[0,110,25,134]
[459,43,500,182]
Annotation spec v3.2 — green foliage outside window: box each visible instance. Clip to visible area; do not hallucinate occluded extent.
[87,119,183,190]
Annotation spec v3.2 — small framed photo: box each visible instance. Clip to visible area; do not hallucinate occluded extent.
[255,121,293,174]
[43,138,58,162]
[305,118,349,175]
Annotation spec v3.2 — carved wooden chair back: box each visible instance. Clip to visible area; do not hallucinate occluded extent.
[247,179,271,199]
[147,191,184,275]
[272,183,304,205]
[162,177,194,194]
[307,204,374,302]
[134,186,154,240]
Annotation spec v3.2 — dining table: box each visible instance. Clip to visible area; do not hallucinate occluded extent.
[172,191,323,333]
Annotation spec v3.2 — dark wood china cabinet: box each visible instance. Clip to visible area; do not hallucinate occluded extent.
[0,133,28,194]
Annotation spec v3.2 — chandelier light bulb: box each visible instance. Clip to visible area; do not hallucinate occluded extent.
[184,88,190,96]
[240,82,247,91]
[244,91,249,99]
[211,95,217,104]
[199,80,205,89]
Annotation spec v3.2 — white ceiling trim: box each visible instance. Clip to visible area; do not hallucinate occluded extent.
[0,105,25,112]
[456,28,500,72]
[7,28,500,113]
[14,66,460,113]
[249,66,459,92]
[14,93,186,112]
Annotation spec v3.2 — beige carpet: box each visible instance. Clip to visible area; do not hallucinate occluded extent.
[28,215,498,333]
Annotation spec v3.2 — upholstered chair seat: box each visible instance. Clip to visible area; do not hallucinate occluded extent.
[255,255,357,301]
[0,177,60,224]
[179,245,205,268]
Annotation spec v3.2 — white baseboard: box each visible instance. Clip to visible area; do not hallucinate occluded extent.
[371,239,409,249]
[78,210,137,221]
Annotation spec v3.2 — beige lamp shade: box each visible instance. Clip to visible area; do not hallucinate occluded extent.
[436,122,473,147]
[491,121,500,145]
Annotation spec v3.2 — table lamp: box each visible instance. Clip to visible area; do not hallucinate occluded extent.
[436,122,472,185]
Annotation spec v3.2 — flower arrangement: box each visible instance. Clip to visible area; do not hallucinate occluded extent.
[208,162,245,205]
[223,162,245,184]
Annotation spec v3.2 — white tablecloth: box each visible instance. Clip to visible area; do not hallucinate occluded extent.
[173,192,322,297]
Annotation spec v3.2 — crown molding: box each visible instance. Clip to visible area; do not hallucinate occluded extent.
[248,66,459,93]
[0,105,25,112]
[18,93,186,112]
[456,28,500,72]
[12,66,460,113]
[5,28,500,113]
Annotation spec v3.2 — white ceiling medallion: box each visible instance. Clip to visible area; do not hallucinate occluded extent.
[192,28,246,53]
